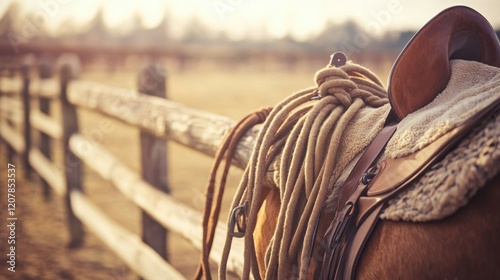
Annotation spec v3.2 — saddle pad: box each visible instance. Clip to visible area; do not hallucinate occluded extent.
[381,110,500,221]
[325,60,500,219]
[385,59,500,159]
[379,59,500,221]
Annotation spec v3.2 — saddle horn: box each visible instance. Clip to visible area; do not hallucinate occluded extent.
[388,5,500,120]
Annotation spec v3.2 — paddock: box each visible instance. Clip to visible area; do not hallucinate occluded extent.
[1,53,371,279]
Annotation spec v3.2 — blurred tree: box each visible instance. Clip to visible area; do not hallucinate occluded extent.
[181,16,212,44]
[122,12,170,47]
[118,12,143,45]
[0,2,20,42]
[79,8,112,45]
[311,20,366,52]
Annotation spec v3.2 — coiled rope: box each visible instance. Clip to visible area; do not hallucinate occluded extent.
[196,56,389,280]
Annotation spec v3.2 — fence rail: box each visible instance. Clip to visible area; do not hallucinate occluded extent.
[0,77,59,98]
[29,148,66,196]
[0,54,260,279]
[70,191,186,280]
[0,121,24,152]
[68,80,259,169]
[30,109,62,139]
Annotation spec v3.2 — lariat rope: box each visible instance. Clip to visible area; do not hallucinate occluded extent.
[195,58,389,280]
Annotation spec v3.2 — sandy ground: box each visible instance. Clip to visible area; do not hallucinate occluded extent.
[0,149,136,280]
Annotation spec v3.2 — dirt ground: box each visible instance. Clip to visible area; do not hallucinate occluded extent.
[0,148,136,280]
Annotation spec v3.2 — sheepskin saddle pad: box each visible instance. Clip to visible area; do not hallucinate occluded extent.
[380,59,500,221]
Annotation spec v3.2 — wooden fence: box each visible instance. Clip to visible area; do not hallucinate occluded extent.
[0,54,261,279]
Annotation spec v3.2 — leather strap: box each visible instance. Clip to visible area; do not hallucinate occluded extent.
[194,108,271,280]
[319,123,397,279]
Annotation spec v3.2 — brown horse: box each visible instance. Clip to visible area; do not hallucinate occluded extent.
[251,6,500,279]
[255,173,500,279]
[196,6,500,280]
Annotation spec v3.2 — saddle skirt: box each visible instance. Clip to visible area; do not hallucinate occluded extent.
[381,110,500,221]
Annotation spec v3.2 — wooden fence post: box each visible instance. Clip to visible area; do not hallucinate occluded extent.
[4,65,15,165]
[138,62,169,260]
[38,59,53,197]
[21,55,34,179]
[60,58,84,247]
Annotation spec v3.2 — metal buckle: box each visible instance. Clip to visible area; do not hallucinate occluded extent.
[228,205,246,238]
[329,203,354,250]
[361,165,378,185]
[329,52,347,67]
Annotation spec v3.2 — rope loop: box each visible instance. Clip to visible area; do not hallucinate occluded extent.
[313,63,387,108]
[215,58,390,280]
[255,107,273,123]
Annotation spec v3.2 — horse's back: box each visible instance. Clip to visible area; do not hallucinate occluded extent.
[357,172,500,279]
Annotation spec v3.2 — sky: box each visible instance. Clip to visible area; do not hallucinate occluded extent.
[0,0,499,40]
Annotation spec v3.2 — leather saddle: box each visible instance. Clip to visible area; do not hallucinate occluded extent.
[319,6,500,279]
[388,5,500,120]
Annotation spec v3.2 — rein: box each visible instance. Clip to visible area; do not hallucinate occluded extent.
[194,107,271,280]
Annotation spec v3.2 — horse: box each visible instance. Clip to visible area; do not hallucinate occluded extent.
[255,174,500,279]
[196,6,500,280]
[252,6,500,280]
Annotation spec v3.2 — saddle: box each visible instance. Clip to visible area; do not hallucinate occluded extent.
[319,6,500,279]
